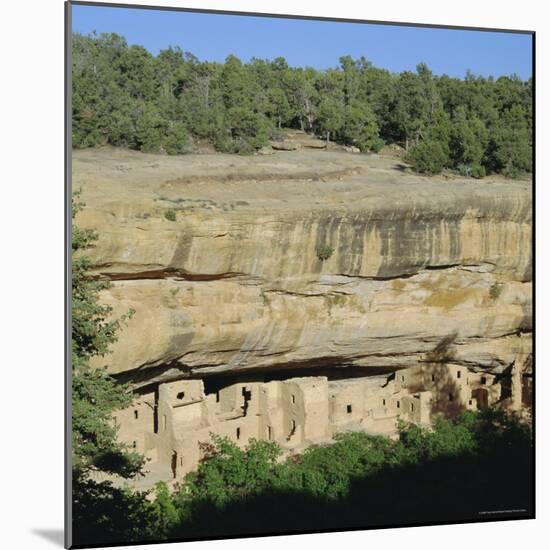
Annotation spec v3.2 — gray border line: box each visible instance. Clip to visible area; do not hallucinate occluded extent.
[65,1,73,547]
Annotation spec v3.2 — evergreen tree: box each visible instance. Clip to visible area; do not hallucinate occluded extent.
[405,139,449,175]
[341,102,382,152]
[486,104,532,177]
[71,193,143,479]
[449,106,488,177]
[316,96,343,145]
[134,103,168,153]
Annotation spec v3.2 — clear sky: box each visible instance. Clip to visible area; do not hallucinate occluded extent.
[71,4,533,79]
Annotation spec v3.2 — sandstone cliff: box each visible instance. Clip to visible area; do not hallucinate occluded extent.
[73,147,532,390]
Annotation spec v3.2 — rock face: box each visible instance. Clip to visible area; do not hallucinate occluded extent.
[73,147,532,393]
[270,140,300,151]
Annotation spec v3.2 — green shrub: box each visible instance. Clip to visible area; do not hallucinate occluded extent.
[268,128,285,142]
[163,122,189,155]
[135,104,167,153]
[470,163,486,178]
[215,136,261,155]
[458,163,486,179]
[233,137,256,155]
[489,282,503,300]
[164,209,177,222]
[369,136,385,153]
[405,140,449,175]
[503,165,521,179]
[213,134,235,153]
[317,245,334,261]
[181,435,282,506]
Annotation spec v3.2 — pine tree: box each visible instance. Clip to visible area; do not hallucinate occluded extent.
[449,106,488,177]
[71,192,144,480]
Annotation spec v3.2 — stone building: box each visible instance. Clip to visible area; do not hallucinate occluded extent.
[114,364,502,481]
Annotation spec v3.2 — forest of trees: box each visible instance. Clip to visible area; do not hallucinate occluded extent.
[72,32,532,178]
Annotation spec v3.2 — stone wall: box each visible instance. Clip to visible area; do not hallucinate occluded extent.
[114,363,507,482]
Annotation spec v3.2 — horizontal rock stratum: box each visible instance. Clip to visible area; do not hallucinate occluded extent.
[74,147,532,387]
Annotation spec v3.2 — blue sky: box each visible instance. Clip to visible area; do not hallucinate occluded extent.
[72,4,532,79]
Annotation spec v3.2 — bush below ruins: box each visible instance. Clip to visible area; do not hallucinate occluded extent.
[73,408,532,546]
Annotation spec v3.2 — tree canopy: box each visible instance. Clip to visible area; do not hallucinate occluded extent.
[73,32,532,177]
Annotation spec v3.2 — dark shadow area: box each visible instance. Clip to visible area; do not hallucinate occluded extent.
[118,358,397,394]
[167,444,532,541]
[32,529,64,547]
[202,364,393,396]
[418,333,476,418]
[429,366,468,418]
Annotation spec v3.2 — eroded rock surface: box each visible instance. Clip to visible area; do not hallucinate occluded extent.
[73,147,532,388]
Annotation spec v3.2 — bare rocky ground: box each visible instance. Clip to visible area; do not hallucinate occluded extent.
[73,140,528,220]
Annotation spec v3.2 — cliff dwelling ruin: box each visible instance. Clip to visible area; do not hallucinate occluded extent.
[112,357,531,485]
